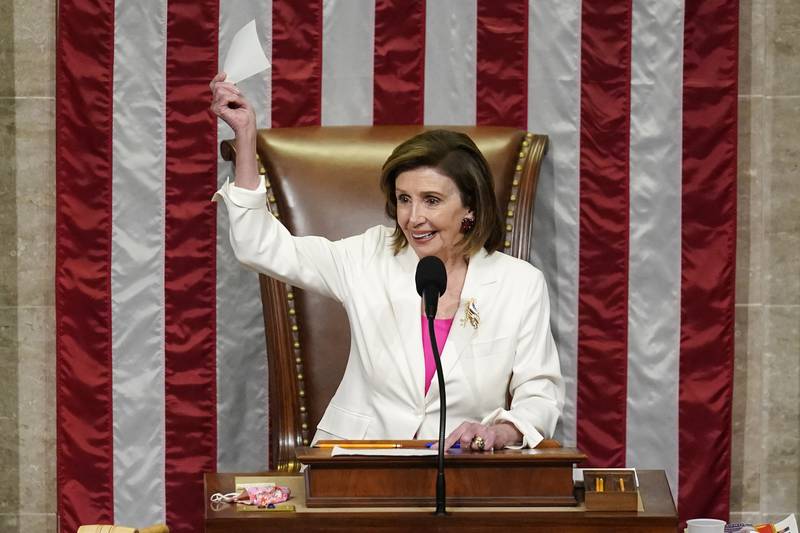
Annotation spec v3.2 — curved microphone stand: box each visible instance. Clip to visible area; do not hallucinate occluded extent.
[426,316,447,515]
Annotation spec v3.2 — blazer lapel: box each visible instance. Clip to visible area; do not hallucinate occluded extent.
[425,249,498,405]
[388,245,426,404]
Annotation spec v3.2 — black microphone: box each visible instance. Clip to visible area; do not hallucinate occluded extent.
[414,256,448,515]
[415,256,447,319]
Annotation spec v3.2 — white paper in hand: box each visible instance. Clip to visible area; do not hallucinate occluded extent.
[222,19,270,84]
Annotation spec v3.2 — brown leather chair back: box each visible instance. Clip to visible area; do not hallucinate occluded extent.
[221,126,548,471]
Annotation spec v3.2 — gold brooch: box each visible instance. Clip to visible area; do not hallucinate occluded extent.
[460,298,480,329]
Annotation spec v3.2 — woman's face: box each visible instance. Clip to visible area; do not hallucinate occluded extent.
[395,166,473,264]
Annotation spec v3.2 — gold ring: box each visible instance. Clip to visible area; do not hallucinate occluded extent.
[471,435,485,451]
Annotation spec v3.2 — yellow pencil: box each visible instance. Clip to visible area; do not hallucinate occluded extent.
[315,443,402,449]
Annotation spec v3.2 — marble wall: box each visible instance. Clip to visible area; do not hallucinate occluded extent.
[0,0,795,531]
[731,0,800,524]
[0,0,58,530]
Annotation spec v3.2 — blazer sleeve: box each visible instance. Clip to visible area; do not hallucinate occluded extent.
[213,177,381,303]
[481,268,565,448]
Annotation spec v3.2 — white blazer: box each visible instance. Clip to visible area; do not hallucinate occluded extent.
[214,177,564,447]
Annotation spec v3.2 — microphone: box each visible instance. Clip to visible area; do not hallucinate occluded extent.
[414,256,448,515]
[415,256,447,319]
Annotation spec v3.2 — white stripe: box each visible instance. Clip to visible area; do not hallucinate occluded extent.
[215,2,272,472]
[321,0,375,125]
[423,0,476,125]
[111,0,167,525]
[626,0,684,496]
[527,0,582,447]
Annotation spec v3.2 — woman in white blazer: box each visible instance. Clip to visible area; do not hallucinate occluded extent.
[210,73,564,451]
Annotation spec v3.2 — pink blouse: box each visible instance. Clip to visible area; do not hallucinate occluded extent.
[421,316,454,394]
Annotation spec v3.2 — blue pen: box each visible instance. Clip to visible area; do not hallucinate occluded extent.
[425,441,460,449]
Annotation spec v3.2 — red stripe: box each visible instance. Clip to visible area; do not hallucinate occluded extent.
[476,0,528,128]
[164,2,219,532]
[575,0,632,468]
[271,0,322,127]
[373,0,425,125]
[679,0,738,525]
[55,1,115,531]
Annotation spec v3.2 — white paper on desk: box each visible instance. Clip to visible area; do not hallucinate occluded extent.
[331,446,439,457]
[774,514,798,533]
[222,19,270,84]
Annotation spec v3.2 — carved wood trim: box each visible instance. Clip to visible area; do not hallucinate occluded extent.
[506,133,549,259]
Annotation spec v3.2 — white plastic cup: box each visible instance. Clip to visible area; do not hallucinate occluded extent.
[686,518,726,533]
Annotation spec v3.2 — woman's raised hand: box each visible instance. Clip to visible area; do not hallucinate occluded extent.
[209,72,256,137]
[210,72,260,189]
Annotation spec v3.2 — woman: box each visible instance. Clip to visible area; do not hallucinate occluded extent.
[210,72,564,451]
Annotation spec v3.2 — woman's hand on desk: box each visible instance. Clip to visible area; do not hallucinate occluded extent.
[441,421,523,451]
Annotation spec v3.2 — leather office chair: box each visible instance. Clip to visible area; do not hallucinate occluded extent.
[220,126,552,471]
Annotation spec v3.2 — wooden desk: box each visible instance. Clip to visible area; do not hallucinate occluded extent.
[204,469,677,532]
[298,445,585,507]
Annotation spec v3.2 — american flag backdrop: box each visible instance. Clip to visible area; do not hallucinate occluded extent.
[55,1,738,532]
